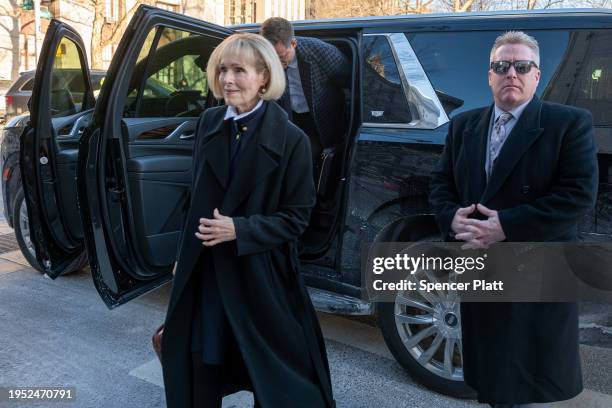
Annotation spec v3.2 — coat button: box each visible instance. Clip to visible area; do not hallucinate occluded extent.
[522,185,530,194]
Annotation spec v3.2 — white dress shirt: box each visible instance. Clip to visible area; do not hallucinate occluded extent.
[286,56,309,114]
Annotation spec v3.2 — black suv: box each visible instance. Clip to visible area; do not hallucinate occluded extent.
[3,5,612,399]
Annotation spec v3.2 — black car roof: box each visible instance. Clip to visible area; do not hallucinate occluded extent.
[233,8,612,32]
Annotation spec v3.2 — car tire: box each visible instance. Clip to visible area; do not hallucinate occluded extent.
[13,189,87,275]
[13,189,43,272]
[378,269,476,399]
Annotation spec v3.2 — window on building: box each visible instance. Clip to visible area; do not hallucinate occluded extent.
[105,0,120,22]
[227,0,258,25]
[155,1,179,12]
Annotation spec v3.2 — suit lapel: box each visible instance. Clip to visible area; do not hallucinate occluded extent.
[464,106,492,203]
[200,111,230,190]
[481,97,544,203]
[221,102,286,215]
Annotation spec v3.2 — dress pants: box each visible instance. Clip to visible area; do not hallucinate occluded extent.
[190,355,223,407]
[292,111,322,164]
[190,353,262,408]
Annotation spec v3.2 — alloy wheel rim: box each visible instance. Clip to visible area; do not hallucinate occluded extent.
[19,199,36,257]
[393,268,464,381]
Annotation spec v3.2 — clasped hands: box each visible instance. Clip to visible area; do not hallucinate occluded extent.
[194,208,236,247]
[451,203,506,249]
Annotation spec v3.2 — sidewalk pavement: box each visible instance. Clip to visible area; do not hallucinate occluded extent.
[0,218,31,273]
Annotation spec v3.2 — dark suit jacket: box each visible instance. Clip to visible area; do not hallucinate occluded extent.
[161,101,334,408]
[281,36,350,148]
[429,97,598,403]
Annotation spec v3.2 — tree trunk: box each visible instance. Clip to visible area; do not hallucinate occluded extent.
[90,0,106,69]
[10,8,21,80]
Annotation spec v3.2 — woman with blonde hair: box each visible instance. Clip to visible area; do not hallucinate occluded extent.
[160,33,334,408]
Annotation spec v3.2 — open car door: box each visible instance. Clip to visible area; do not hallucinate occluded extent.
[78,5,233,308]
[20,20,95,277]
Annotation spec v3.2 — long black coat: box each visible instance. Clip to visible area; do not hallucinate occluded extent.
[161,101,334,408]
[429,97,598,404]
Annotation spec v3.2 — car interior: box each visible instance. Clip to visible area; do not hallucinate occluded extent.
[39,20,358,280]
[299,37,358,257]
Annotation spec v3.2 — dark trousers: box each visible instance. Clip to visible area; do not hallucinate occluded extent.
[190,352,262,407]
[292,111,322,164]
[190,355,223,407]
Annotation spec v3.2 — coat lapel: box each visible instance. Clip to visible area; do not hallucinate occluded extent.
[200,111,230,190]
[464,106,492,203]
[221,102,286,216]
[481,97,544,203]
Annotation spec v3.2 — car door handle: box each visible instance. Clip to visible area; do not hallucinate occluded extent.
[179,132,194,140]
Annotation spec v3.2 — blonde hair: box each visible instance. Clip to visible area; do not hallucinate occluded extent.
[207,33,285,100]
[490,31,540,68]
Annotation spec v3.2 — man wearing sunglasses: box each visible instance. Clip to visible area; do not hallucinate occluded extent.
[430,32,598,407]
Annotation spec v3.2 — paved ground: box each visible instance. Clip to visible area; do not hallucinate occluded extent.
[0,244,611,408]
[0,184,611,407]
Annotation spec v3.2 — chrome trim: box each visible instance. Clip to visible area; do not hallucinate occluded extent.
[388,33,448,129]
[307,286,374,315]
[362,122,431,129]
[363,33,448,130]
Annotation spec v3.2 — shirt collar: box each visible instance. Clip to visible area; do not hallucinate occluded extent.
[224,99,264,121]
[288,55,298,69]
[494,97,532,121]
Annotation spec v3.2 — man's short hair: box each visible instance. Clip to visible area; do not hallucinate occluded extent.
[490,31,540,68]
[260,17,294,47]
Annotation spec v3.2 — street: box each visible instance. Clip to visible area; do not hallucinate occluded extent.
[0,249,611,407]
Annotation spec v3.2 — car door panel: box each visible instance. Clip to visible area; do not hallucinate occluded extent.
[78,5,232,308]
[20,19,94,277]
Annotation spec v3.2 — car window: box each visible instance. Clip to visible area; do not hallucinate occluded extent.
[91,74,105,98]
[20,78,35,91]
[123,26,212,118]
[362,35,413,124]
[50,36,90,118]
[406,30,568,118]
[542,30,612,127]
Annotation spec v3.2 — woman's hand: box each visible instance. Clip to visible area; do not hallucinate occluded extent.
[195,208,236,247]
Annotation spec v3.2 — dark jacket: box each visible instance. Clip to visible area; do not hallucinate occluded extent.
[429,97,598,404]
[161,101,334,407]
[283,36,350,148]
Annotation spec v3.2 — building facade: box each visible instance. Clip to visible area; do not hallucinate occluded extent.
[0,0,307,105]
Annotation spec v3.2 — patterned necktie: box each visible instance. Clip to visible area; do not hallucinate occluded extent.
[488,112,513,176]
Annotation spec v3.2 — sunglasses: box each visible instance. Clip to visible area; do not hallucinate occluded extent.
[490,60,539,75]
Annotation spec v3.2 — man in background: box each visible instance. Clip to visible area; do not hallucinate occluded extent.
[260,17,350,164]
